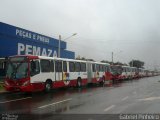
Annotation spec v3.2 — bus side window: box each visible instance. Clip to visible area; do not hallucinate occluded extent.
[96,64,99,72]
[81,63,86,72]
[31,60,40,76]
[0,62,3,69]
[69,62,75,72]
[108,66,111,72]
[40,60,50,72]
[50,60,54,72]
[0,61,5,77]
[75,62,80,72]
[92,64,95,72]
[102,65,105,72]
[105,66,109,72]
[55,61,62,72]
[63,61,67,72]
[101,65,105,72]
[123,68,126,72]
[99,65,102,72]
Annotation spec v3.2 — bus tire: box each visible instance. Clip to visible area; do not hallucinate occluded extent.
[77,78,82,88]
[45,80,52,92]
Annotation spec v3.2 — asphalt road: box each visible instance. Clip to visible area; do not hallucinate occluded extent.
[1,76,160,120]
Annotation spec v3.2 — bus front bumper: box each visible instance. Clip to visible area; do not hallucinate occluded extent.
[5,84,33,92]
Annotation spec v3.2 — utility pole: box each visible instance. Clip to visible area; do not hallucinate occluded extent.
[112,52,113,65]
[111,51,123,65]
[132,60,134,67]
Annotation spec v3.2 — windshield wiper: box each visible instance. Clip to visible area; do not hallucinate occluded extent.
[8,60,25,79]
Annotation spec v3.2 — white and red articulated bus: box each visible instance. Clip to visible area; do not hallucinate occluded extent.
[4,55,111,92]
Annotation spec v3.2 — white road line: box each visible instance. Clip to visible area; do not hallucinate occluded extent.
[138,96,160,101]
[0,97,32,104]
[38,98,72,109]
[121,96,129,101]
[104,105,115,112]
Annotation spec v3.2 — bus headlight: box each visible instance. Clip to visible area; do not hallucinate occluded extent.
[22,81,29,86]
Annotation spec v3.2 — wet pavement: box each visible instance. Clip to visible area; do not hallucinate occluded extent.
[0,76,160,119]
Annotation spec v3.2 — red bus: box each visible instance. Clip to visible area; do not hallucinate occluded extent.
[4,55,112,92]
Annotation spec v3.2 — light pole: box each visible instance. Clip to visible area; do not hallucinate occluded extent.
[58,33,77,58]
[132,59,134,67]
[111,51,122,65]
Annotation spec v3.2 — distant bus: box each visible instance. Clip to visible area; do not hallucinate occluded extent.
[4,55,111,92]
[110,65,137,82]
[110,65,123,82]
[130,67,138,79]
[138,68,145,78]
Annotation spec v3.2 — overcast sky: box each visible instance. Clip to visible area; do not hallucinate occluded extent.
[0,0,160,69]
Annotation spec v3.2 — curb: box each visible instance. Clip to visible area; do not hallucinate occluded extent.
[0,90,9,94]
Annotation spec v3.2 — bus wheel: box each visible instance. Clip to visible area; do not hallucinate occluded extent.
[45,80,52,92]
[77,78,82,88]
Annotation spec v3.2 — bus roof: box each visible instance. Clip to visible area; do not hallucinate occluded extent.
[9,55,110,65]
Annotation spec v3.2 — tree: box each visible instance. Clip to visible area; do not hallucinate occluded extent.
[76,55,86,60]
[86,59,95,61]
[129,60,144,68]
[101,60,111,64]
[101,60,127,66]
[76,55,95,61]
[114,61,127,66]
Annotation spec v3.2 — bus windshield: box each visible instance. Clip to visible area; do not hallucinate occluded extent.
[111,66,122,75]
[6,57,28,79]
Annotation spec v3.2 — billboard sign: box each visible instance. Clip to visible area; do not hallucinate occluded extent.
[0,22,75,59]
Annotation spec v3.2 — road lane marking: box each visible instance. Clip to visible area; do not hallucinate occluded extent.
[0,97,32,104]
[121,96,129,101]
[104,105,115,112]
[38,98,72,109]
[138,96,160,101]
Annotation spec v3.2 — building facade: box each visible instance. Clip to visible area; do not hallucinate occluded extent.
[0,22,75,59]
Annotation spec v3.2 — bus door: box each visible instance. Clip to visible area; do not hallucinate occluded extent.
[87,62,92,83]
[105,66,112,80]
[55,60,63,82]
[62,61,70,86]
